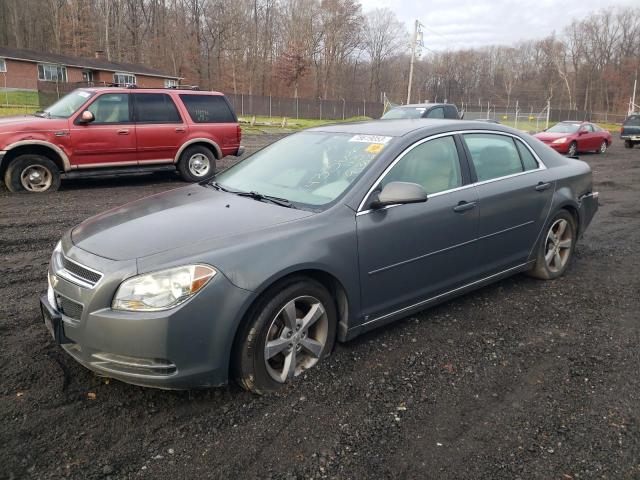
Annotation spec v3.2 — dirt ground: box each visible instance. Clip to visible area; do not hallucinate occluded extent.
[1,134,639,480]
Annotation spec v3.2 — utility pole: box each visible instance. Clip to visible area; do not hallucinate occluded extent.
[631,69,637,113]
[407,20,422,104]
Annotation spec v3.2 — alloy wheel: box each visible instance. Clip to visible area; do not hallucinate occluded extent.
[20,165,53,192]
[599,141,607,153]
[188,153,211,177]
[264,296,329,383]
[567,143,577,157]
[544,218,573,273]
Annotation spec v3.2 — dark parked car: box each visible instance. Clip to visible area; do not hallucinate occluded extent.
[534,121,612,156]
[41,119,598,393]
[0,87,243,193]
[620,113,640,148]
[381,103,460,120]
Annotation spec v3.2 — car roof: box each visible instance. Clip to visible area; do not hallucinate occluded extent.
[78,87,224,95]
[392,103,455,108]
[308,118,516,137]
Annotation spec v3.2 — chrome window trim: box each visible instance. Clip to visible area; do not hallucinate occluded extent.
[356,129,547,214]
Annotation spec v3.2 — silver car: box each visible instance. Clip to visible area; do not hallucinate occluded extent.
[41,119,599,393]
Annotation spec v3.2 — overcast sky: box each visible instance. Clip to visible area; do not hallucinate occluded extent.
[359,0,638,51]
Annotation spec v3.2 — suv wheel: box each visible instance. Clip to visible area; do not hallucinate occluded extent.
[624,140,634,149]
[178,145,216,182]
[4,154,61,193]
[234,278,337,394]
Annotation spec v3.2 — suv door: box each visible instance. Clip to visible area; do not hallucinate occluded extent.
[69,92,136,167]
[462,132,554,276]
[133,93,187,164]
[356,135,479,321]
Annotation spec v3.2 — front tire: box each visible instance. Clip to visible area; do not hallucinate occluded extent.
[233,278,337,394]
[624,140,634,149]
[528,210,577,280]
[567,141,577,157]
[4,154,61,193]
[177,145,216,182]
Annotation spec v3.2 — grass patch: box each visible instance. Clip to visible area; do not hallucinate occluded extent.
[239,115,371,133]
[0,105,39,116]
[0,90,39,106]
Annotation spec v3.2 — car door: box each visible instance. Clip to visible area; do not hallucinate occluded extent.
[69,92,136,167]
[356,135,479,321]
[133,93,187,164]
[461,132,555,276]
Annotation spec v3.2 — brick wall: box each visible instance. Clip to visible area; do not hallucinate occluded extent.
[0,59,38,90]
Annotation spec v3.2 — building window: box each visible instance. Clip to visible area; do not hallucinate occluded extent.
[0,58,6,73]
[164,79,179,88]
[82,70,94,83]
[114,72,136,85]
[38,63,67,82]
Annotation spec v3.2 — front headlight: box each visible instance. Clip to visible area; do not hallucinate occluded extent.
[112,265,216,312]
[552,137,568,144]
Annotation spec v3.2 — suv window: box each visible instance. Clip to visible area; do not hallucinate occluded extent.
[514,139,539,171]
[425,107,444,119]
[444,105,458,118]
[86,93,131,124]
[624,115,640,126]
[463,133,523,182]
[380,136,462,195]
[134,93,181,123]
[179,94,236,123]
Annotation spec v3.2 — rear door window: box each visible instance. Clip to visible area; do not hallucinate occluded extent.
[463,133,524,182]
[425,107,445,119]
[444,105,458,118]
[179,94,236,123]
[134,93,181,123]
[514,139,539,171]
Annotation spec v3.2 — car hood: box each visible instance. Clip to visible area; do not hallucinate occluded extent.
[534,132,572,142]
[0,115,68,130]
[71,185,314,261]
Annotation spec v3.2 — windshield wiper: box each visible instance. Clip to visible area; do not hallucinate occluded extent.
[209,182,296,209]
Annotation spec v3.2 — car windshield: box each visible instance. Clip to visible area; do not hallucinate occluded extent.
[214,131,392,208]
[547,122,581,133]
[43,90,95,118]
[381,107,425,119]
[624,115,640,126]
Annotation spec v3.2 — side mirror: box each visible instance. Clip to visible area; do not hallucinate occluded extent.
[370,181,428,209]
[79,110,95,123]
[578,129,587,135]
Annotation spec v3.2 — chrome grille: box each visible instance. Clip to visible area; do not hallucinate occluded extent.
[60,256,102,287]
[56,295,84,321]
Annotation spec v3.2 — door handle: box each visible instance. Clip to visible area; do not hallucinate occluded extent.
[175,127,186,133]
[453,201,477,213]
[117,129,129,135]
[535,182,552,191]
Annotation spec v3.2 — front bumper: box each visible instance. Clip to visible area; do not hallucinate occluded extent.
[545,142,569,153]
[43,239,254,389]
[578,191,599,236]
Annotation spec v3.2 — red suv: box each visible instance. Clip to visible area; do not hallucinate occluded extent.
[0,87,243,193]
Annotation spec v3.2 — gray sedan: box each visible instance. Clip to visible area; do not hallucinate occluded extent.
[40,119,599,393]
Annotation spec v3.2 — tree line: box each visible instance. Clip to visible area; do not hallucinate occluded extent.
[0,0,638,114]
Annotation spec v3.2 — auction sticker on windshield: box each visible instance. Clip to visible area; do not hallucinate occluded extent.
[349,134,392,144]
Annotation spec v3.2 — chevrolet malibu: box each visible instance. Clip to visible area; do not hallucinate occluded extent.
[41,119,599,393]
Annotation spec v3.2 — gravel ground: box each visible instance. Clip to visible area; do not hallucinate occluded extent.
[1,135,639,480]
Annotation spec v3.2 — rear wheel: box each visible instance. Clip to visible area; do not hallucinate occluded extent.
[624,140,634,149]
[567,141,577,157]
[233,278,337,394]
[597,140,607,154]
[527,210,576,280]
[4,154,61,193]
[177,145,216,182]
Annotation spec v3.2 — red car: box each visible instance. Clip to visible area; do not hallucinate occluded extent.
[534,121,612,157]
[0,87,243,193]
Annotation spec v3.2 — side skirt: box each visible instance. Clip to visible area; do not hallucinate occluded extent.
[344,260,535,340]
